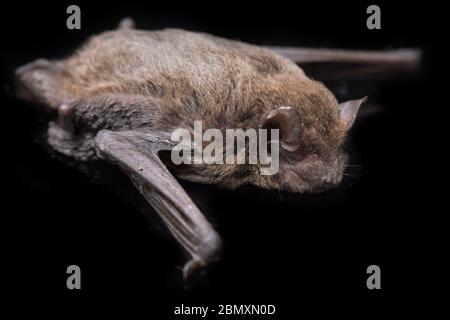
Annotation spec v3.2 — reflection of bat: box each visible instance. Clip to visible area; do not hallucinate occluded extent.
[14,18,420,281]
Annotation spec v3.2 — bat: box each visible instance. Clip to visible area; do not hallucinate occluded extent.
[14,18,421,281]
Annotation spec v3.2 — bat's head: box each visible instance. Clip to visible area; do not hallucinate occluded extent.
[254,83,367,193]
[173,80,366,194]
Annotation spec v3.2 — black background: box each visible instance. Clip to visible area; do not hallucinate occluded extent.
[1,1,447,317]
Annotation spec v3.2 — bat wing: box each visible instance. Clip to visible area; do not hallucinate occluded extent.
[266,46,422,80]
[95,129,222,281]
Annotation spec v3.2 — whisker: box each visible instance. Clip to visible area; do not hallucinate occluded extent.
[278,190,283,202]
[344,164,365,168]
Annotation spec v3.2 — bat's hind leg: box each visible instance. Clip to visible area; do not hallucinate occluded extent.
[14,58,62,109]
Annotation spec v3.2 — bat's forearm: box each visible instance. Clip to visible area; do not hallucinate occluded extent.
[95,129,223,281]
[267,46,422,80]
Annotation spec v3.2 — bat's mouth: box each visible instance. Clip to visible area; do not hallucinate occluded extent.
[278,156,342,193]
[279,170,339,193]
[278,168,318,193]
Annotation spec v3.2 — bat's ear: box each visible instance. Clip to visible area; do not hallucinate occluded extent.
[260,107,301,152]
[338,97,368,130]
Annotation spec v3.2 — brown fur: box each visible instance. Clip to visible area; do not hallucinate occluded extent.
[15,28,350,193]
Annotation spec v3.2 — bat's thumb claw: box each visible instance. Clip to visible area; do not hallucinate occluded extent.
[183,258,205,282]
[183,233,223,283]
